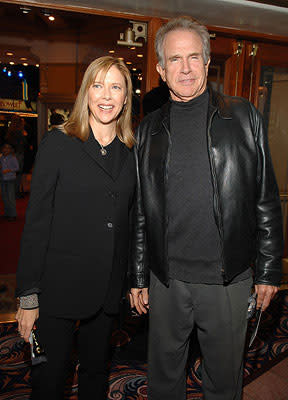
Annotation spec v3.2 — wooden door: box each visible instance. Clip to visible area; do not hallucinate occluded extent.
[246,41,288,257]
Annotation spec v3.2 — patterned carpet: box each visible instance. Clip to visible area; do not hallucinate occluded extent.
[1,290,288,400]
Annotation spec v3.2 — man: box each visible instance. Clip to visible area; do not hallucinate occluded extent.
[129,17,283,400]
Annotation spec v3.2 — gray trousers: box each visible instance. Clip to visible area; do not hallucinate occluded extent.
[148,273,253,400]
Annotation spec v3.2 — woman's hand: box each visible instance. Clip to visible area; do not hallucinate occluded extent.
[15,308,39,342]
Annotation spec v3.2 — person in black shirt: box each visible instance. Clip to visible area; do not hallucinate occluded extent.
[16,56,136,399]
[129,17,283,400]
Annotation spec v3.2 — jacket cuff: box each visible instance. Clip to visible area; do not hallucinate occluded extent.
[129,272,149,288]
[20,293,39,309]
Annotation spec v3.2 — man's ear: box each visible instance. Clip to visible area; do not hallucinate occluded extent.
[156,63,166,82]
[205,58,211,73]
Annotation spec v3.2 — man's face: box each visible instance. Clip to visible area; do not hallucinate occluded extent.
[156,29,210,102]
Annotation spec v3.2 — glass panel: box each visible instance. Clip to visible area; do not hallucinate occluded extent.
[208,61,225,93]
[259,66,288,243]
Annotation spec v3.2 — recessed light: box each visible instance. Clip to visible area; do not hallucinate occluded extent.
[118,57,124,61]
[20,57,27,61]
[23,63,28,66]
[48,15,55,21]
[135,89,141,94]
[36,64,40,67]
[9,61,15,65]
[20,6,31,14]
[126,61,132,65]
[137,54,144,58]
[132,68,137,71]
[6,52,13,56]
[130,47,136,50]
[109,50,115,54]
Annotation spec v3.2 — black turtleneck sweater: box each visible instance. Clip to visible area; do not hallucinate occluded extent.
[167,90,251,284]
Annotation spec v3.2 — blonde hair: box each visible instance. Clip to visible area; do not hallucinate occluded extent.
[65,56,134,148]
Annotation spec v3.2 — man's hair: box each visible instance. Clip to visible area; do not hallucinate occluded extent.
[64,56,134,149]
[155,17,211,68]
[50,112,65,126]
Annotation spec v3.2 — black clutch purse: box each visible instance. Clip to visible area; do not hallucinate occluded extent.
[29,328,47,365]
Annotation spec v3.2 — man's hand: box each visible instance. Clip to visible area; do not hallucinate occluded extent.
[129,288,149,315]
[254,284,279,311]
[15,308,39,342]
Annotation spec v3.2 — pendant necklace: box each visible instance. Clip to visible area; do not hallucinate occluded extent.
[99,143,107,156]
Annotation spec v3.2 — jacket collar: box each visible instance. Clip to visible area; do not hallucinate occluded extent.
[208,87,232,120]
[152,86,232,136]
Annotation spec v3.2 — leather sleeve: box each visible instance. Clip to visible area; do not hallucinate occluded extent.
[252,103,283,286]
[128,127,149,289]
[16,133,62,297]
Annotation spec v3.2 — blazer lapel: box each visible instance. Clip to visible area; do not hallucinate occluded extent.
[111,140,129,181]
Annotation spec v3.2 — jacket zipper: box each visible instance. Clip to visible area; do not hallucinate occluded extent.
[162,121,172,284]
[207,109,227,282]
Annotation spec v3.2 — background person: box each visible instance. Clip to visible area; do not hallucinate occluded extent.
[49,112,65,131]
[0,143,19,221]
[5,114,27,198]
[16,56,135,400]
[130,17,283,400]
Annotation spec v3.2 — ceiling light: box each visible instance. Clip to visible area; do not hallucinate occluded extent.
[20,6,31,14]
[48,15,55,21]
[20,57,27,61]
[6,52,13,56]
[36,64,40,67]
[130,47,136,50]
[23,63,28,66]
[126,61,132,65]
[109,50,115,54]
[118,57,124,61]
[135,89,141,94]
[137,54,144,58]
[132,68,137,71]
[9,62,15,65]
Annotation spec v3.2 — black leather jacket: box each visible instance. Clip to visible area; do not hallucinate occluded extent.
[130,89,283,288]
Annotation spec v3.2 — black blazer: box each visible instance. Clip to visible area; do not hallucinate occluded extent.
[16,129,136,318]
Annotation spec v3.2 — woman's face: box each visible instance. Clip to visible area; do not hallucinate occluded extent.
[88,65,127,130]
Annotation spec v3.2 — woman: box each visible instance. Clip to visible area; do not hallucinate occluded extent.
[16,56,136,399]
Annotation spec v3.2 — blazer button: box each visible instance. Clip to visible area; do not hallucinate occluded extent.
[107,222,113,228]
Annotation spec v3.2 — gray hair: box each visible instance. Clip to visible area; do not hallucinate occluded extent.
[155,17,211,67]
